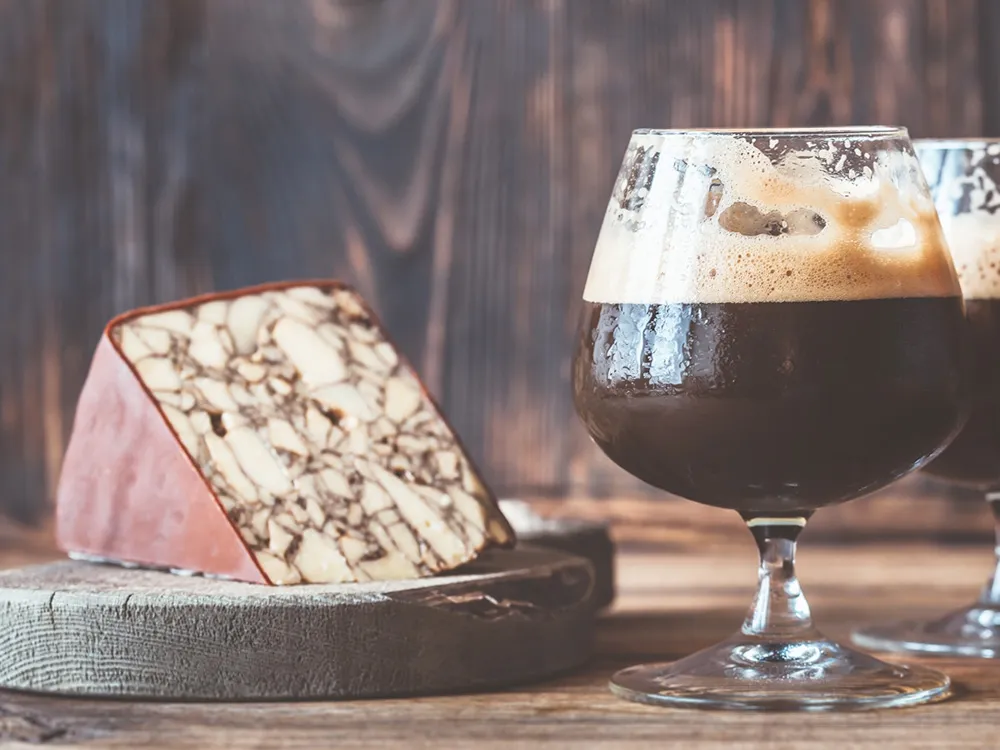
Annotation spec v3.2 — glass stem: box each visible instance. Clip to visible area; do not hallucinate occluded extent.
[740,514,820,640]
[980,493,1000,605]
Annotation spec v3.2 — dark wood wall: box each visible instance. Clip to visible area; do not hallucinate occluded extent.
[0,0,994,539]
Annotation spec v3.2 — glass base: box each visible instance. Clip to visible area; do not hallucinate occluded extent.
[609,631,952,711]
[853,603,1000,658]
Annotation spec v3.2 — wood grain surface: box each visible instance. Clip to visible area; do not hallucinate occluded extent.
[2,541,1000,747]
[0,547,594,700]
[499,499,616,608]
[1,0,997,536]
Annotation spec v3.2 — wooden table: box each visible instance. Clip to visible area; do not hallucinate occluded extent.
[2,537,1000,749]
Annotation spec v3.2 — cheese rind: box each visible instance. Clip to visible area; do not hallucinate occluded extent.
[56,282,515,584]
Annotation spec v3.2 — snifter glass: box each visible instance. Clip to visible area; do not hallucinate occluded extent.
[573,127,965,710]
[854,139,1000,658]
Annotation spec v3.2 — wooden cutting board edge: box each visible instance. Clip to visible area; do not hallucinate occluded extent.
[0,545,596,701]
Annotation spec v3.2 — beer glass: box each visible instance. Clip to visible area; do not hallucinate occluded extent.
[855,139,1000,657]
[573,127,965,710]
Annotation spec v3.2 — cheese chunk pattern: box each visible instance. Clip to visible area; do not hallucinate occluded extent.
[109,285,514,584]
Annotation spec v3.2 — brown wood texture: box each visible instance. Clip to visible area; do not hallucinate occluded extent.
[1,0,996,534]
[2,541,1000,747]
[500,499,616,607]
[0,548,594,700]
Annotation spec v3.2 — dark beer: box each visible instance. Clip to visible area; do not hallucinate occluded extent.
[574,298,967,514]
[921,298,1000,488]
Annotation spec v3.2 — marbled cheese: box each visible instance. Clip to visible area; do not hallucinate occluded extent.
[56,282,515,584]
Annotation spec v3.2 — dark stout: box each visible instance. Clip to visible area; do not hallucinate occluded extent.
[922,299,1000,489]
[573,298,967,514]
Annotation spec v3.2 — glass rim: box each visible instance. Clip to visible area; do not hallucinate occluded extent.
[631,126,908,138]
[914,137,1000,150]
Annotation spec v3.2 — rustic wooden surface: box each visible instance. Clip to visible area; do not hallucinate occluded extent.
[0,547,594,701]
[499,499,615,608]
[0,0,996,536]
[2,540,1000,747]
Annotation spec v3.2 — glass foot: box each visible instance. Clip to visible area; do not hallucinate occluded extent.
[853,603,1000,658]
[610,631,952,711]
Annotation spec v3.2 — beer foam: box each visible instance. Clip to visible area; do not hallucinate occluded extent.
[938,212,1000,300]
[919,141,1000,300]
[583,130,960,304]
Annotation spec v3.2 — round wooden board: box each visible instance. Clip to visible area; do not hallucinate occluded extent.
[500,500,616,609]
[0,546,594,701]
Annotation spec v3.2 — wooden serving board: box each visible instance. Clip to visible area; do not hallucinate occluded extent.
[0,546,594,701]
[500,499,615,609]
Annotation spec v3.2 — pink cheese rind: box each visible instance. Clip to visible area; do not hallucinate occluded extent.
[55,336,267,583]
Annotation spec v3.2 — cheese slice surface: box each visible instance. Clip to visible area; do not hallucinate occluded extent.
[56,282,515,584]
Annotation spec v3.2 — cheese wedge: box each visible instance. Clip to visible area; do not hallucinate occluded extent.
[56,282,515,584]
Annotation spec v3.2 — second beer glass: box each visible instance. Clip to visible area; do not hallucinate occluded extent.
[855,139,1000,657]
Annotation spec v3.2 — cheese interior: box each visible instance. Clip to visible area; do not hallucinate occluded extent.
[111,285,513,584]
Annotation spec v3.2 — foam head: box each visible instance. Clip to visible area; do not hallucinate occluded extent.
[583,128,961,305]
[916,139,1000,301]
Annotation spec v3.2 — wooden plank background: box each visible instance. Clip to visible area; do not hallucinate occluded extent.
[0,0,994,542]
